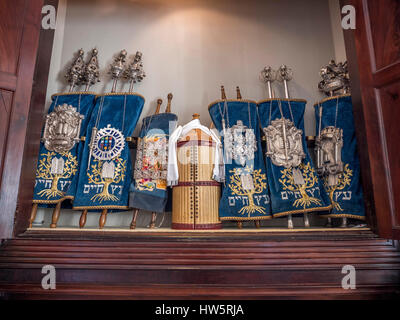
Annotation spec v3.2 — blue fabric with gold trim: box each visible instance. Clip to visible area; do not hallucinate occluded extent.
[209,100,272,221]
[129,112,178,213]
[72,94,145,211]
[314,95,365,220]
[33,93,96,207]
[258,99,332,218]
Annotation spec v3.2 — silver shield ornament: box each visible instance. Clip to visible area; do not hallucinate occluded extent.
[92,124,125,161]
[224,120,257,167]
[42,103,84,154]
[264,118,305,169]
[316,126,344,186]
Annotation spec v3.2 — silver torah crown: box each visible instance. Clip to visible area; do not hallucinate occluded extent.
[109,49,128,92]
[124,51,146,84]
[224,120,257,167]
[84,48,100,90]
[65,49,86,91]
[42,104,84,154]
[316,126,344,186]
[318,60,350,96]
[264,118,305,169]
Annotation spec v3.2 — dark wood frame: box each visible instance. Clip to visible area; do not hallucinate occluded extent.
[342,0,400,239]
[4,0,379,241]
[1,0,400,300]
[0,0,45,239]
[12,0,59,238]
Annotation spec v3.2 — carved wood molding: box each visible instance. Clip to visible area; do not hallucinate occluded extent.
[1,234,399,299]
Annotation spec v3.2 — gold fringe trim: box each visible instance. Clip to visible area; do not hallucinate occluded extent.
[95,92,145,102]
[257,98,307,104]
[273,205,333,218]
[314,94,352,106]
[73,205,130,210]
[219,215,273,222]
[319,213,366,220]
[32,195,74,205]
[208,99,257,110]
[51,92,97,99]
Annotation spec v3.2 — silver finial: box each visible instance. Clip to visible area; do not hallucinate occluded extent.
[260,66,276,99]
[109,49,128,93]
[318,60,350,96]
[124,51,146,92]
[277,65,293,99]
[84,48,100,91]
[65,49,85,92]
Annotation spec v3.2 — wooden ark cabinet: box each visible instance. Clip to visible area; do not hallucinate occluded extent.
[0,0,399,299]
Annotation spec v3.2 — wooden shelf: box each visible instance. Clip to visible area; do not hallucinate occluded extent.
[1,233,399,299]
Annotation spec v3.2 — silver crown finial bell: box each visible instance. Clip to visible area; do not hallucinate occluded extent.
[277,65,293,99]
[84,48,100,92]
[65,49,85,92]
[124,51,146,93]
[109,49,128,93]
[260,66,276,99]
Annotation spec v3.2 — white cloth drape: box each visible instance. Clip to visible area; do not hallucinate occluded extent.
[167,119,225,186]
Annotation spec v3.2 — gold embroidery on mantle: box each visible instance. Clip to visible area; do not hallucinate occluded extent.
[323,163,353,211]
[279,162,322,209]
[228,165,267,217]
[87,157,126,202]
[36,151,78,199]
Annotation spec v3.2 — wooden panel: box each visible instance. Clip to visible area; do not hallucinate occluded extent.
[0,235,399,299]
[0,90,13,186]
[0,74,17,91]
[342,0,400,239]
[367,0,400,71]
[12,0,59,237]
[0,0,44,239]
[379,82,400,226]
[341,0,378,232]
[0,0,26,75]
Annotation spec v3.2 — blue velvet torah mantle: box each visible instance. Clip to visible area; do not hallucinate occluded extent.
[208,99,272,221]
[314,95,366,220]
[258,99,332,218]
[72,93,145,211]
[33,92,97,206]
[129,112,178,213]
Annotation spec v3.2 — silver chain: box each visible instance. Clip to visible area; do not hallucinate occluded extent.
[318,97,340,133]
[95,95,127,132]
[335,97,339,128]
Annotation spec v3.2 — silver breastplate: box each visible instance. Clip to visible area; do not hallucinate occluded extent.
[316,126,344,186]
[264,118,305,168]
[42,103,84,154]
[224,120,257,167]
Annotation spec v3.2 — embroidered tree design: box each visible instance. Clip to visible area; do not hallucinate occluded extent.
[87,158,126,202]
[229,165,267,217]
[279,162,322,210]
[36,151,78,199]
[324,164,353,211]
